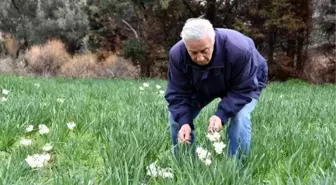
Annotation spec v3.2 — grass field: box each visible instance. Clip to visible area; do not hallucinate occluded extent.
[0,74,335,185]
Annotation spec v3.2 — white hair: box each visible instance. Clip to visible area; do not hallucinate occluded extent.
[180,18,215,42]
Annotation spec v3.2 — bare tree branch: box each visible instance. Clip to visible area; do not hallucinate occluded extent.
[121,19,139,39]
[11,0,21,14]
[182,0,198,17]
[324,51,336,63]
[216,0,225,8]
[217,0,226,7]
[228,0,238,12]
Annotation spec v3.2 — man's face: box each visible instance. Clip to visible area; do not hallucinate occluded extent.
[184,34,214,66]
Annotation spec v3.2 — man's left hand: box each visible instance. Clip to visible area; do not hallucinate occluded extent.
[208,115,223,133]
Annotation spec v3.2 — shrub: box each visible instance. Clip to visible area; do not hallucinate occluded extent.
[4,36,19,58]
[60,53,101,77]
[0,57,14,73]
[25,40,71,76]
[0,0,89,53]
[123,39,148,64]
[102,53,139,78]
[24,40,139,78]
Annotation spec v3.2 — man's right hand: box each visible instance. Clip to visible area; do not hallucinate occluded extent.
[178,124,192,144]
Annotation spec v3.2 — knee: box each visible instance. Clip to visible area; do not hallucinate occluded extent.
[233,99,257,123]
[168,111,173,120]
[168,111,179,127]
[233,109,251,123]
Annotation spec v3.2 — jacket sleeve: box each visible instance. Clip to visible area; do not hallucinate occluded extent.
[164,51,193,128]
[215,50,259,124]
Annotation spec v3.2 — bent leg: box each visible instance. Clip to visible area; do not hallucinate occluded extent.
[227,99,258,158]
[168,94,214,156]
[168,110,200,155]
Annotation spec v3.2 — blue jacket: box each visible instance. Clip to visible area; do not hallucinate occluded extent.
[165,28,268,128]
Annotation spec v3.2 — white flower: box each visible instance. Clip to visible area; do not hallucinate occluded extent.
[139,87,144,91]
[1,97,7,102]
[279,94,283,98]
[146,163,159,177]
[196,146,212,165]
[56,98,65,103]
[20,138,33,146]
[159,90,165,95]
[88,180,94,185]
[196,147,211,160]
[67,122,76,130]
[2,89,9,95]
[42,143,53,152]
[25,153,51,168]
[34,83,40,88]
[156,85,161,89]
[213,141,226,154]
[206,132,221,142]
[38,124,49,135]
[146,162,173,178]
[160,168,173,178]
[204,158,212,166]
[25,125,34,133]
[143,83,149,87]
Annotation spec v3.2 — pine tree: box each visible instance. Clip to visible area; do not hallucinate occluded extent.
[318,0,335,44]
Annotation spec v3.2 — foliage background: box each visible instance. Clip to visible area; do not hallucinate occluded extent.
[0,0,334,83]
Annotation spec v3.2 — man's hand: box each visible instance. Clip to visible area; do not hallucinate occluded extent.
[178,124,192,144]
[208,115,223,133]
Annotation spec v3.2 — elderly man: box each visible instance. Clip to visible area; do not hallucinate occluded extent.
[164,18,268,158]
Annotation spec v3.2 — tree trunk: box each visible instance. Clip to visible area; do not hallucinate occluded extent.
[286,37,296,68]
[206,0,217,24]
[140,64,150,77]
[267,31,276,64]
[222,0,238,28]
[296,33,305,70]
[182,0,197,17]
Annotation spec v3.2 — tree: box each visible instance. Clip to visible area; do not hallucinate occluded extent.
[318,0,335,45]
[309,0,335,84]
[87,0,180,77]
[232,0,313,80]
[0,0,89,54]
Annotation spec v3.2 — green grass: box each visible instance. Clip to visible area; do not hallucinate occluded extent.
[0,74,335,185]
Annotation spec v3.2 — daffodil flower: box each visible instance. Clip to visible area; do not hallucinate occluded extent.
[38,124,49,135]
[42,143,53,152]
[206,132,221,142]
[20,138,33,146]
[2,89,9,95]
[25,125,34,133]
[67,122,76,130]
[25,153,51,168]
[213,141,226,154]
[143,83,149,87]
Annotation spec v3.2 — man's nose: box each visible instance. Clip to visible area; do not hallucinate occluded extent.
[196,54,204,61]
